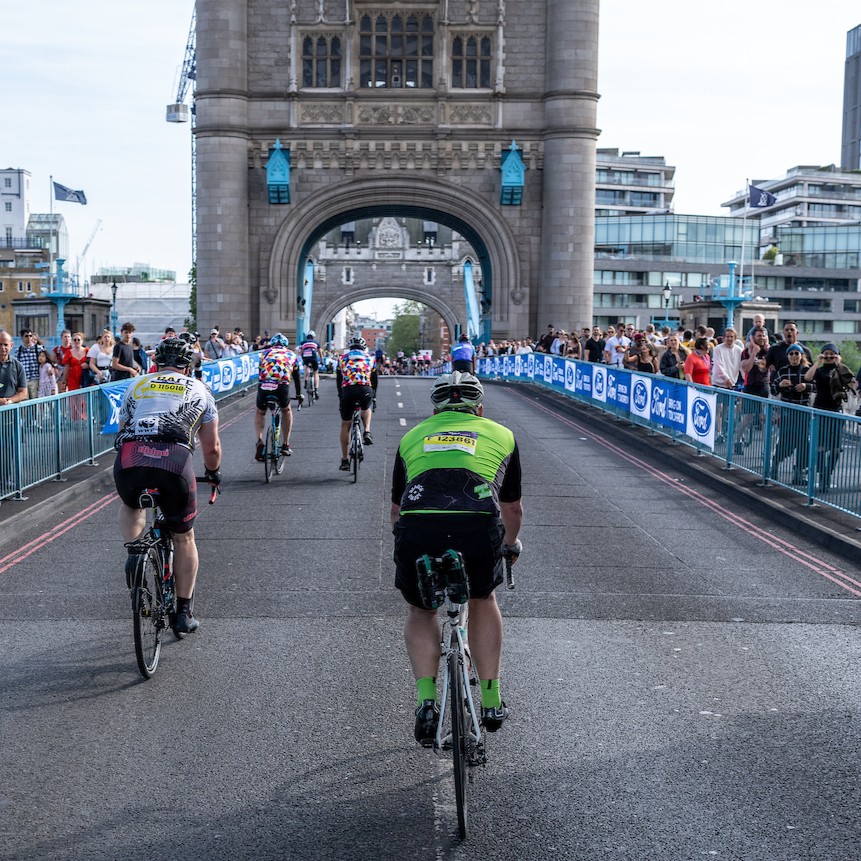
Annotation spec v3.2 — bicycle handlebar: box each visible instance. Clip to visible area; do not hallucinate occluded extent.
[196,477,221,505]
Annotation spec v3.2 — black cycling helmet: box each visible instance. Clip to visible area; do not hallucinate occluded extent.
[459,333,470,341]
[177,331,196,344]
[430,371,484,412]
[154,337,193,370]
[349,336,367,350]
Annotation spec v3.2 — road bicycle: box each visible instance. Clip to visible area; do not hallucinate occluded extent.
[125,477,220,679]
[348,403,364,483]
[415,549,515,839]
[303,365,317,406]
[261,391,291,483]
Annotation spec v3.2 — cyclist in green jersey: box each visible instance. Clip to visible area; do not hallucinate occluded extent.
[390,372,523,746]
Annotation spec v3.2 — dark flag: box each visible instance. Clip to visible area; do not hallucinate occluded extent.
[53,182,87,205]
[748,184,776,208]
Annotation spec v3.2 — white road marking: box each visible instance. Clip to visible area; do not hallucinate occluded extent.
[399,418,406,426]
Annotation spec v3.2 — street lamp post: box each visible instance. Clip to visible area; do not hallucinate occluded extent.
[110,281,119,339]
[662,283,672,327]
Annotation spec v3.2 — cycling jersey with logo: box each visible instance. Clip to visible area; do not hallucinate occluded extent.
[116,372,217,451]
[391,411,521,515]
[300,340,320,359]
[451,342,475,363]
[259,347,299,382]
[338,349,375,386]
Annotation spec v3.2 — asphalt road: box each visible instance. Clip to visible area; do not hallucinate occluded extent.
[1,376,860,861]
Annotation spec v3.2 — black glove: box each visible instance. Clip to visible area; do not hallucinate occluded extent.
[203,468,222,486]
[502,539,522,560]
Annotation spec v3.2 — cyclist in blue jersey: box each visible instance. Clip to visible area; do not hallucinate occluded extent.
[451,333,475,373]
[299,330,322,399]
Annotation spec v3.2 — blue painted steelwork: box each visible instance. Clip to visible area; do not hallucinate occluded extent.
[462,261,481,342]
[709,261,754,330]
[266,139,290,204]
[42,258,76,339]
[477,354,861,520]
[500,140,525,205]
[297,259,314,344]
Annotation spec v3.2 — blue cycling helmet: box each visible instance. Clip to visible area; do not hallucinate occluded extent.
[269,333,289,348]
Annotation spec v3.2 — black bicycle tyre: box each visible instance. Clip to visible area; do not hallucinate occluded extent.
[264,423,275,483]
[351,422,360,483]
[449,650,469,839]
[305,375,315,406]
[274,413,285,475]
[132,550,163,679]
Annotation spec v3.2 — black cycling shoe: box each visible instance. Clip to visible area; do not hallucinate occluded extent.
[339,458,350,471]
[314,392,319,400]
[174,608,200,635]
[414,699,440,747]
[481,702,508,732]
[255,441,265,462]
[363,431,373,445]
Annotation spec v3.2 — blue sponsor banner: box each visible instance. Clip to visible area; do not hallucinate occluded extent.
[607,368,631,410]
[201,352,260,394]
[686,390,717,449]
[100,380,133,434]
[650,379,688,432]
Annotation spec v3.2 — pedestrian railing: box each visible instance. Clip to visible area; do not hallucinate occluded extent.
[478,354,861,520]
[0,353,261,503]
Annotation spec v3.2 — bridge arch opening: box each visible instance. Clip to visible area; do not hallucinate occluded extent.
[265,176,523,344]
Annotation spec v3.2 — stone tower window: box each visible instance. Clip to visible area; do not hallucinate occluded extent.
[302,35,342,88]
[451,35,492,89]
[359,13,434,89]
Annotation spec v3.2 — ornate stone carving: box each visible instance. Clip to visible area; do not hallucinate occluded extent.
[375,217,405,249]
[448,104,492,125]
[301,103,344,124]
[356,104,436,125]
[468,0,479,24]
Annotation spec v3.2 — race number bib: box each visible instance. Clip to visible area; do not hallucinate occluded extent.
[423,431,478,455]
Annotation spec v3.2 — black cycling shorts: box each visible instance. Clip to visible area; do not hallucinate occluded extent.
[256,382,291,411]
[302,357,319,370]
[452,359,473,372]
[339,384,374,420]
[393,514,504,608]
[113,441,198,534]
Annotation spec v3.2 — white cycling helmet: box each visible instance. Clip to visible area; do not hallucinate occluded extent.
[430,371,484,412]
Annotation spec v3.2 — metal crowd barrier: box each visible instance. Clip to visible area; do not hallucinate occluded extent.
[478,355,861,520]
[0,353,260,503]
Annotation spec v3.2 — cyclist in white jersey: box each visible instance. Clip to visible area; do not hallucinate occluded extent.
[113,338,222,634]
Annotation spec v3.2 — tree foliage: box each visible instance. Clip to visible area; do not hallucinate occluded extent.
[387,300,426,355]
[184,262,197,331]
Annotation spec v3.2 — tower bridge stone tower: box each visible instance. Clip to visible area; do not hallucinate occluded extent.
[194,0,599,340]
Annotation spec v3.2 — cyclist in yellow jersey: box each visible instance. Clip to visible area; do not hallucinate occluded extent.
[390,372,523,745]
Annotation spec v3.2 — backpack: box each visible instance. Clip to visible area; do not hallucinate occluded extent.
[828,363,854,403]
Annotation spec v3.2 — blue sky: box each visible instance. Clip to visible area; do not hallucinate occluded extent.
[2,1,858,302]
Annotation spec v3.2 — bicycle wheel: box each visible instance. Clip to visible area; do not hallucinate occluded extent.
[305,376,314,406]
[350,422,360,483]
[274,413,285,475]
[264,423,275,483]
[132,549,163,679]
[448,651,469,839]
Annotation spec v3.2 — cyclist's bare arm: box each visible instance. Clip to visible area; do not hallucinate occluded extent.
[500,500,522,554]
[198,418,222,473]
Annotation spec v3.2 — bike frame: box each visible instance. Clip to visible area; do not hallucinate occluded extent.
[434,595,484,761]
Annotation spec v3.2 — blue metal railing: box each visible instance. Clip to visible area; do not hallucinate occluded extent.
[0,354,261,503]
[478,355,861,520]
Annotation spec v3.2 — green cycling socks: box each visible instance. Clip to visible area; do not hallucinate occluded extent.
[481,679,501,709]
[416,676,437,705]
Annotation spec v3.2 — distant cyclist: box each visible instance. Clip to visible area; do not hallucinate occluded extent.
[113,337,222,634]
[451,333,476,373]
[255,333,302,461]
[299,330,322,400]
[390,371,523,745]
[336,335,377,470]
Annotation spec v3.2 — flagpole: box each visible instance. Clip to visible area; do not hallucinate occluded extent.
[49,175,55,293]
[739,179,748,309]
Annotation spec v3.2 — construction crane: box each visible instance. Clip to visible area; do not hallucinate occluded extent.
[75,218,102,291]
[166,5,197,264]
